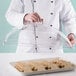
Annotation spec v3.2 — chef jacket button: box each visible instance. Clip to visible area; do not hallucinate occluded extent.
[34,0,36,2]
[49,37,52,38]
[49,48,52,50]
[51,1,53,3]
[50,25,53,27]
[36,36,38,38]
[35,48,37,50]
[50,12,53,15]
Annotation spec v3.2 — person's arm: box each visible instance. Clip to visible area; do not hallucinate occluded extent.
[5,0,27,29]
[60,0,76,45]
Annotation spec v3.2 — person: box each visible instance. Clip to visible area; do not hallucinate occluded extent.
[5,0,76,53]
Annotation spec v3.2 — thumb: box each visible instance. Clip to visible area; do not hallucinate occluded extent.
[68,33,74,41]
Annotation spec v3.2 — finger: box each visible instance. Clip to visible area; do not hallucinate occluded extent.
[31,15,39,22]
[26,18,33,22]
[40,18,43,22]
[24,14,33,22]
[69,36,74,41]
[68,33,75,40]
[33,13,41,22]
[31,16,38,22]
[70,40,76,44]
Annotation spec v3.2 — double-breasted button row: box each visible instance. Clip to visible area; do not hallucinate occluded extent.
[50,0,54,15]
[36,36,52,39]
[33,0,54,52]
[33,0,54,3]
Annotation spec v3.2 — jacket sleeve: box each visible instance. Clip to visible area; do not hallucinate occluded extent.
[60,0,76,35]
[5,0,27,29]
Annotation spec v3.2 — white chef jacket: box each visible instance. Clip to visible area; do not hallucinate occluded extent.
[5,0,76,53]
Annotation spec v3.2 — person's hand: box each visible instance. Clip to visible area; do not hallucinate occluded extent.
[67,33,76,46]
[24,12,43,23]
